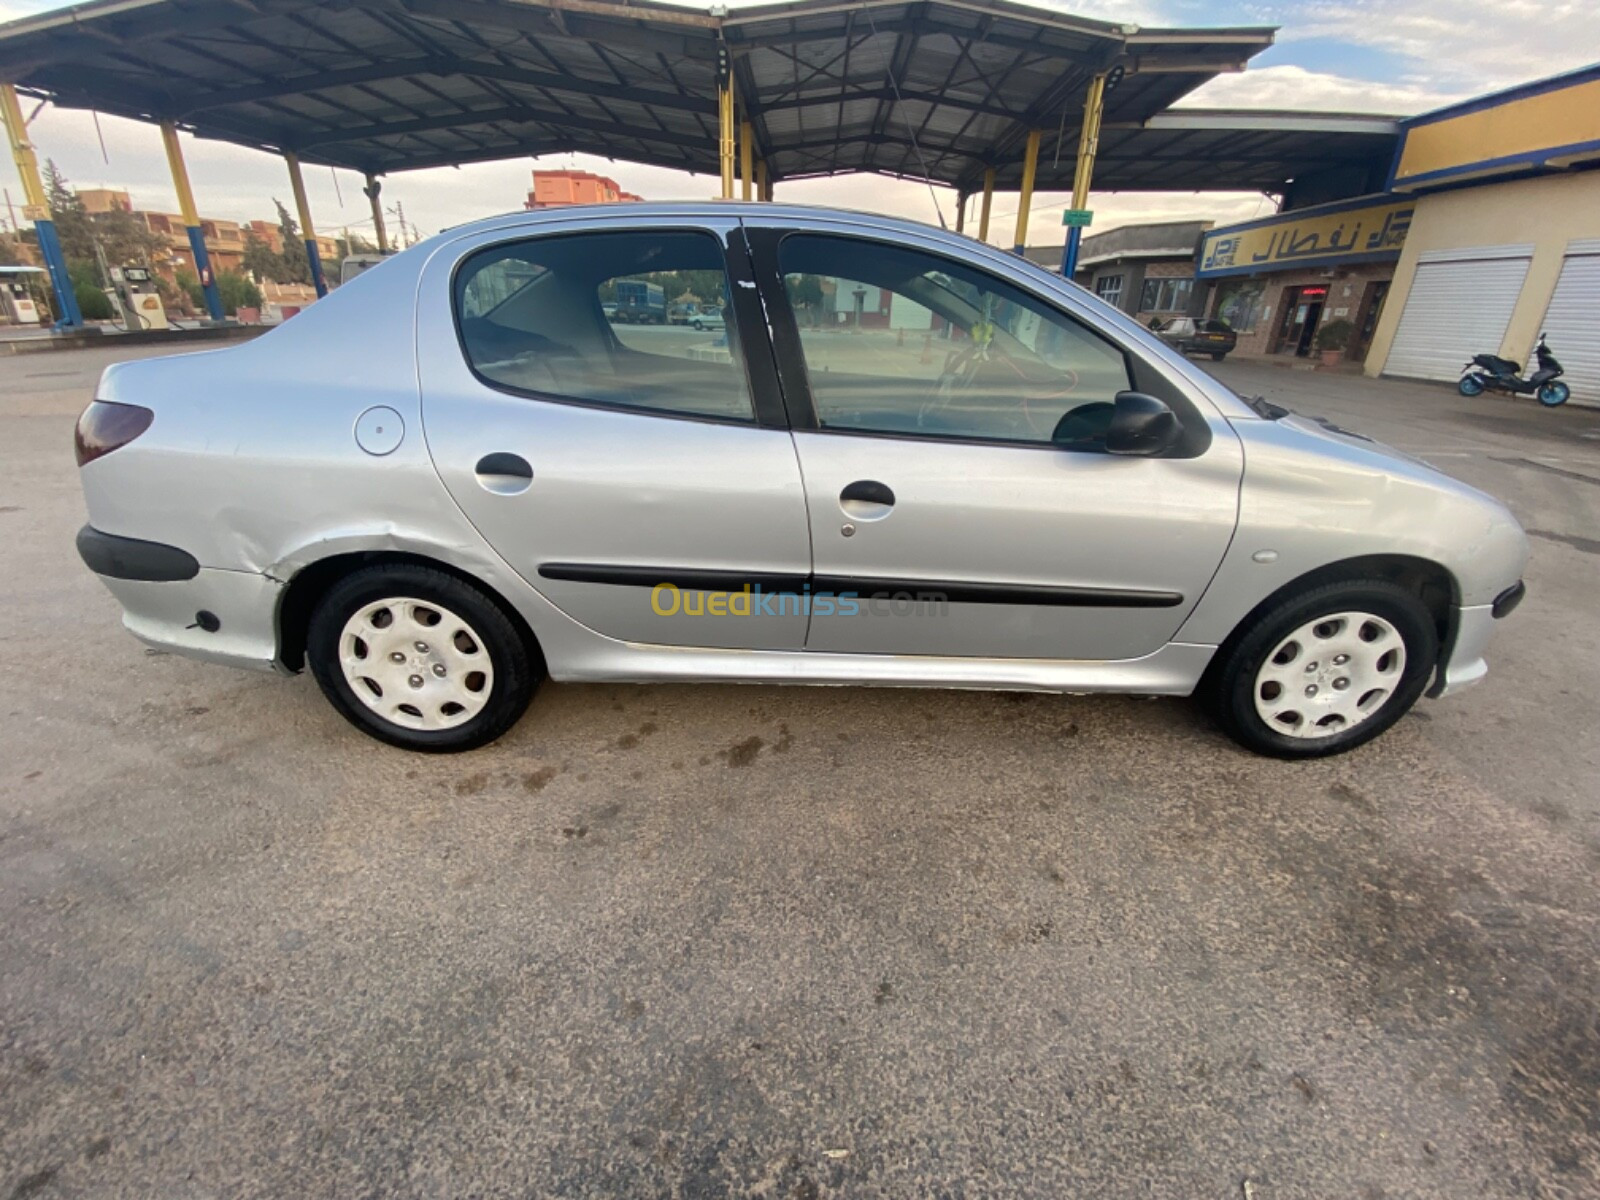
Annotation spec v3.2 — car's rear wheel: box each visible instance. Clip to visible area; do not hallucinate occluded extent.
[1200,579,1437,758]
[1210,351,1226,361]
[307,564,538,751]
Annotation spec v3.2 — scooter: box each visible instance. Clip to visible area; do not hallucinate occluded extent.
[1458,332,1570,407]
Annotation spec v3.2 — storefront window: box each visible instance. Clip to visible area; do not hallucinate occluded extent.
[1212,278,1266,334]
[1138,277,1194,313]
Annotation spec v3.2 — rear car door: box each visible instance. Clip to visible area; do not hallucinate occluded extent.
[416,214,811,649]
[746,220,1243,661]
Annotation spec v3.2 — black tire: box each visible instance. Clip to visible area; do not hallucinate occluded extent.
[306,564,539,752]
[1211,351,1227,361]
[1199,579,1437,759]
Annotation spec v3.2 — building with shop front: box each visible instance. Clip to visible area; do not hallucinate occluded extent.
[1196,63,1599,399]
[1028,220,1210,326]
[1362,65,1600,401]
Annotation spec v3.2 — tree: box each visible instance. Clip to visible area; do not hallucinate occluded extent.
[241,230,285,283]
[43,160,93,263]
[182,268,261,316]
[41,160,164,275]
[274,199,311,285]
[788,273,825,326]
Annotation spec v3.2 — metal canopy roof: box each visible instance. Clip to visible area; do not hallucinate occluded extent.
[0,0,1375,196]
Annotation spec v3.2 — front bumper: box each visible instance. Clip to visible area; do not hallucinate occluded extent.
[78,525,283,672]
[1428,580,1525,699]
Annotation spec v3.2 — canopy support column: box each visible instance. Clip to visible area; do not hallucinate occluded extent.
[955,192,966,234]
[1012,129,1040,255]
[1062,71,1107,279]
[716,59,734,200]
[977,168,994,242]
[739,119,753,201]
[1,82,81,329]
[284,151,327,297]
[364,173,388,252]
[754,158,767,201]
[160,121,222,321]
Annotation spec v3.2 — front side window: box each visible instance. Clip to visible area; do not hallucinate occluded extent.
[779,234,1133,447]
[454,230,752,422]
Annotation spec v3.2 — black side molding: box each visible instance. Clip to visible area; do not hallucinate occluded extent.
[538,563,1182,608]
[1492,580,1525,619]
[76,525,199,582]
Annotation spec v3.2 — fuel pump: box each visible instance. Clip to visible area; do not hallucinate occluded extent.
[0,266,43,325]
[111,265,167,330]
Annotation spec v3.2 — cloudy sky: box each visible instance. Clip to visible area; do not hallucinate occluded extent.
[0,0,1592,247]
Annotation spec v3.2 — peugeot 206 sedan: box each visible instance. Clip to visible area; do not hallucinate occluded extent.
[73,204,1528,758]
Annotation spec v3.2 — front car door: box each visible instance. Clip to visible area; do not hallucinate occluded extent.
[745,219,1243,661]
[416,213,811,650]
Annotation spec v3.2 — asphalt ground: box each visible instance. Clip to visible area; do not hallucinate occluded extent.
[3,344,1598,1198]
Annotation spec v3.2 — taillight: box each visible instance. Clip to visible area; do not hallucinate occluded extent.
[74,401,154,467]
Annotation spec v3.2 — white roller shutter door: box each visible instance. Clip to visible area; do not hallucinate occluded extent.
[1385,245,1531,381]
[1539,240,1600,406]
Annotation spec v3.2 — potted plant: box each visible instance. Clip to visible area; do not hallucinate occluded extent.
[1314,317,1354,366]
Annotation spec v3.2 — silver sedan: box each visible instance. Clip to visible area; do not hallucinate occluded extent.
[73,203,1528,758]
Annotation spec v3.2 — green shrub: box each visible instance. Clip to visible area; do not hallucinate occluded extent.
[1314,317,1354,352]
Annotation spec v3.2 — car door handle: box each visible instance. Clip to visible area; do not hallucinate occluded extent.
[474,452,533,496]
[839,479,894,521]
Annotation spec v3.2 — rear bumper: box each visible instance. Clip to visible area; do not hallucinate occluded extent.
[78,526,283,673]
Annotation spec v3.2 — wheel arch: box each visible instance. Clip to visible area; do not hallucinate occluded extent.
[1204,553,1458,682]
[275,550,545,674]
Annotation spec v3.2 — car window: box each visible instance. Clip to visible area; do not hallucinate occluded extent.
[778,234,1133,448]
[454,230,752,422]
[1202,319,1232,333]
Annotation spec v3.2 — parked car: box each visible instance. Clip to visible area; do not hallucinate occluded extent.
[668,301,700,325]
[1154,316,1237,361]
[601,301,618,321]
[691,305,725,332]
[74,203,1527,758]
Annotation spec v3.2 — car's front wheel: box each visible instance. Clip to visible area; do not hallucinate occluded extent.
[1200,579,1437,758]
[306,564,539,751]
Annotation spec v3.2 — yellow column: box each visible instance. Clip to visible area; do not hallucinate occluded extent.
[1012,129,1041,254]
[284,151,327,297]
[977,168,995,242]
[3,83,83,326]
[1061,72,1108,279]
[160,120,224,319]
[364,173,388,252]
[1,84,46,214]
[718,84,734,200]
[739,119,754,201]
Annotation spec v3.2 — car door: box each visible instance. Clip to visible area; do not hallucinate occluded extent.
[745,220,1243,661]
[416,214,812,650]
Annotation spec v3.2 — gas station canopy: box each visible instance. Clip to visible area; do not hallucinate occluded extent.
[0,0,1363,195]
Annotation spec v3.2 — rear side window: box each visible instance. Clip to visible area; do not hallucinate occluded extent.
[454,230,752,423]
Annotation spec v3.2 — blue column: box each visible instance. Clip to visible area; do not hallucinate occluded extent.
[34,218,83,329]
[1061,226,1083,281]
[185,226,224,320]
[305,238,327,297]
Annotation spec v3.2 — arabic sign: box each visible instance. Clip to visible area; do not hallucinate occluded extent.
[1197,196,1413,279]
[1061,209,1094,228]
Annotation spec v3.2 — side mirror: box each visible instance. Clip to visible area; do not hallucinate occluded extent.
[1105,391,1182,456]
